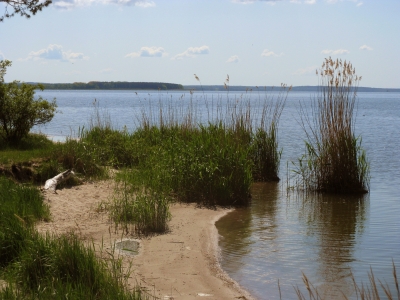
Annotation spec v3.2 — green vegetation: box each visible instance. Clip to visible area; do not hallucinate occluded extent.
[0,177,141,299]
[292,57,370,194]
[0,60,57,145]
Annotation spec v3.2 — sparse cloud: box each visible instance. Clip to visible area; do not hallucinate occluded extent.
[125,46,167,58]
[293,65,318,75]
[261,49,283,57]
[0,52,4,60]
[52,0,155,9]
[321,49,349,55]
[226,55,239,63]
[360,45,372,51]
[24,44,88,62]
[172,46,210,60]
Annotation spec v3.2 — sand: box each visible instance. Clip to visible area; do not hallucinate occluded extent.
[36,180,254,300]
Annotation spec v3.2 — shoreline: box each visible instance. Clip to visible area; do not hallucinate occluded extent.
[36,180,254,300]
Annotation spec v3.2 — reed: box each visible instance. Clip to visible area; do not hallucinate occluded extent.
[293,58,370,193]
[251,84,289,181]
[294,261,399,300]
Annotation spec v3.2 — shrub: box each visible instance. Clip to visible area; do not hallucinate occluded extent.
[0,60,57,145]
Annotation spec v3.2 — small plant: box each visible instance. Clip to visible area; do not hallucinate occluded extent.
[293,58,370,194]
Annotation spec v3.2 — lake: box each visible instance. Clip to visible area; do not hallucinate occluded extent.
[34,89,400,299]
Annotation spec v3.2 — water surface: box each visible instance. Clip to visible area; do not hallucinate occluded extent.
[34,90,400,299]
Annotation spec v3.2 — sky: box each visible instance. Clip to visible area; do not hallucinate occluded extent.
[1,0,399,88]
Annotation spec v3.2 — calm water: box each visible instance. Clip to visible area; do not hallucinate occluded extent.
[34,90,400,299]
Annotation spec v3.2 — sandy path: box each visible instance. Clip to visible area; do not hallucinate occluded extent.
[36,181,253,300]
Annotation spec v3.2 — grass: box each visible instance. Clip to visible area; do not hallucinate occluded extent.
[292,58,370,194]
[293,261,399,300]
[91,81,289,234]
[0,177,143,300]
[78,84,288,235]
[0,133,55,165]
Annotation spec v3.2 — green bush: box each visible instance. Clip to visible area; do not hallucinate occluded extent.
[0,60,57,145]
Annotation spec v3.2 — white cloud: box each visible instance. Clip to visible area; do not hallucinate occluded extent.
[293,65,318,75]
[172,46,210,60]
[226,55,239,63]
[25,44,88,62]
[321,49,349,55]
[261,49,283,57]
[125,46,167,58]
[52,0,154,9]
[360,45,372,51]
[0,52,5,60]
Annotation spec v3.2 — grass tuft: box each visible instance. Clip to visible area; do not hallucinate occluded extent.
[292,58,370,194]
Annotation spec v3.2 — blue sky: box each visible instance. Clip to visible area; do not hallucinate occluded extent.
[1,0,399,88]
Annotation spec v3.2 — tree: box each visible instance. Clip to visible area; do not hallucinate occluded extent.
[0,60,57,144]
[1,0,52,22]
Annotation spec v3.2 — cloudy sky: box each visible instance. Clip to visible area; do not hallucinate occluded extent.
[1,0,399,88]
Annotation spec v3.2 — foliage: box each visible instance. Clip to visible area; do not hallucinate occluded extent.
[0,177,50,267]
[0,177,141,300]
[0,0,51,22]
[41,81,184,90]
[0,60,57,145]
[293,57,370,194]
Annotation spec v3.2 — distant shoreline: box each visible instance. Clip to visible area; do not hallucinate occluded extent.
[24,81,400,92]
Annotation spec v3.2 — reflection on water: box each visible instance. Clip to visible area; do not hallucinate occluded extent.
[295,192,368,298]
[216,184,370,299]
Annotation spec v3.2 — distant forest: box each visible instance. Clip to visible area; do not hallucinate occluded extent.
[39,81,184,90]
[30,82,399,92]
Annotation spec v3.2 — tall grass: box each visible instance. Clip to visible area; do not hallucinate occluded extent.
[251,84,289,181]
[294,261,399,300]
[293,58,370,194]
[0,177,142,300]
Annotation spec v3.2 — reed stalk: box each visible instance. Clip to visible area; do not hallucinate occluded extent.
[294,57,370,193]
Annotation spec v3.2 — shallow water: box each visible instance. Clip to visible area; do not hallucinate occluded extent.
[34,90,400,300]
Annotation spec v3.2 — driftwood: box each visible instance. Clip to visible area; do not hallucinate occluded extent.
[44,169,75,192]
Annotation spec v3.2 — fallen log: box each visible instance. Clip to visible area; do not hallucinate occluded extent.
[44,169,75,192]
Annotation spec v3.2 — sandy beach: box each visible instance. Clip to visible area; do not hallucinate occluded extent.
[36,180,254,300]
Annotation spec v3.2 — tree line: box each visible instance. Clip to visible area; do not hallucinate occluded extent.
[40,81,184,90]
